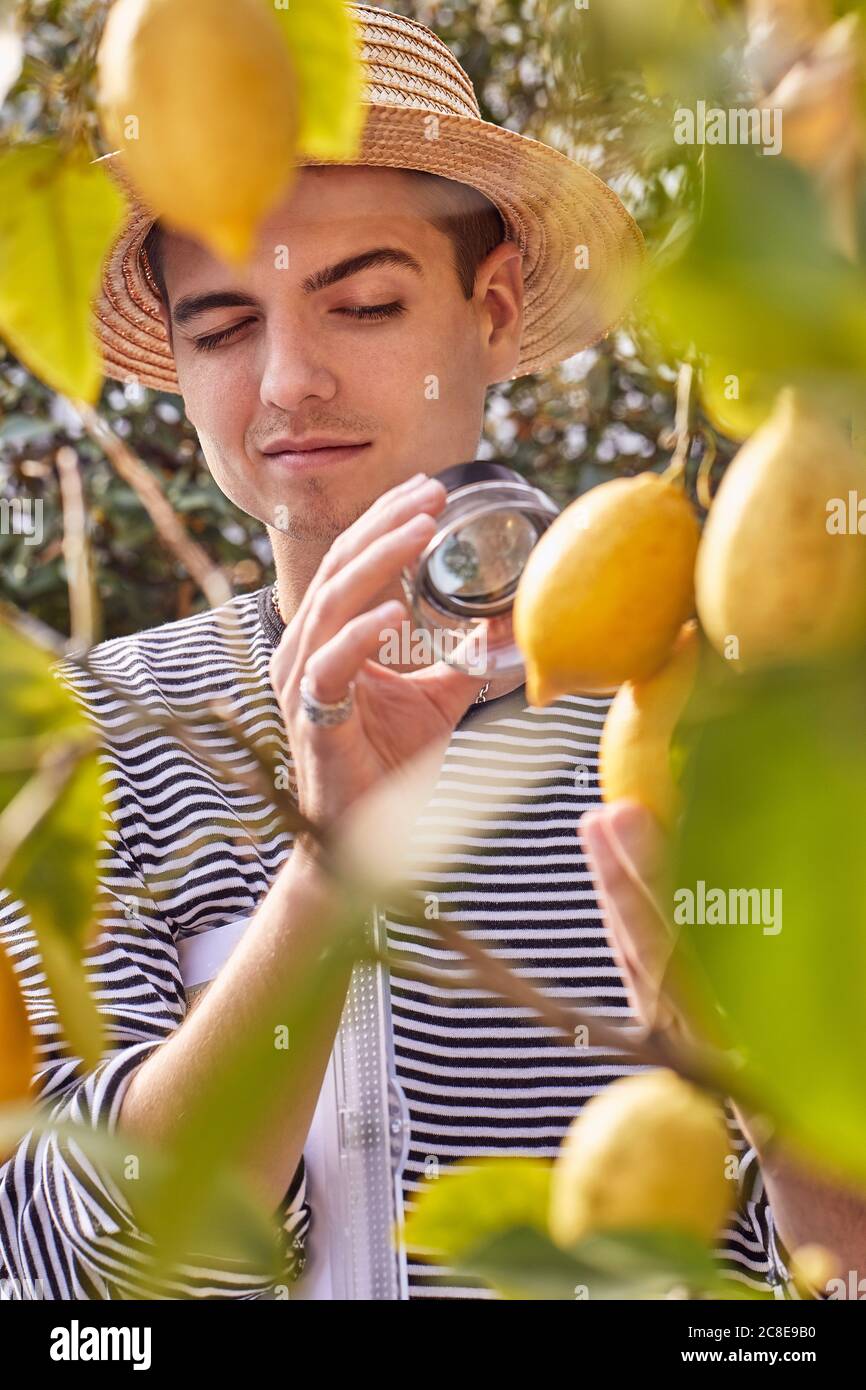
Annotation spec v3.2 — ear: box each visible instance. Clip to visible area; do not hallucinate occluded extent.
[474,240,524,386]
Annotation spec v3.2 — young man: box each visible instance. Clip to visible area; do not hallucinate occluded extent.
[3,3,859,1301]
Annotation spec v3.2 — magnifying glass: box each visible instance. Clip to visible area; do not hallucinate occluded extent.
[401,460,560,680]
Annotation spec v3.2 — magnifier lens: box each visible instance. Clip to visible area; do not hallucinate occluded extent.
[402,462,560,681]
[428,508,536,604]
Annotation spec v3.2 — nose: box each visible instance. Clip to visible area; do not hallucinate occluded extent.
[258,313,337,412]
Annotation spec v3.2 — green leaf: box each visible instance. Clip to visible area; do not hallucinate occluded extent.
[454,1224,758,1301]
[0,623,107,1064]
[644,144,866,392]
[672,652,866,1187]
[30,928,101,1071]
[0,142,126,402]
[134,895,365,1268]
[272,0,365,162]
[401,1157,552,1262]
[0,1103,283,1283]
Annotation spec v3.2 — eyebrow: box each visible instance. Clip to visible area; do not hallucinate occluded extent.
[171,246,424,325]
[302,246,423,293]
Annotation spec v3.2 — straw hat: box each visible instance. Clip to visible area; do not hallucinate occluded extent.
[93,2,645,394]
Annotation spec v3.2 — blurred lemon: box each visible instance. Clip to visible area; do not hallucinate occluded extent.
[97,0,299,264]
[696,387,866,668]
[600,619,700,831]
[549,1069,731,1249]
[514,473,700,704]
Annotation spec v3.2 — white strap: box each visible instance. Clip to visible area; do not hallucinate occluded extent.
[177,916,253,990]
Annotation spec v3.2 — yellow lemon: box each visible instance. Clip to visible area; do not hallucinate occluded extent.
[549,1069,731,1249]
[514,473,700,705]
[696,388,866,669]
[789,1243,841,1297]
[600,619,701,831]
[97,0,299,264]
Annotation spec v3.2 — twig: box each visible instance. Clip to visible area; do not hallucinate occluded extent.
[0,732,98,773]
[55,444,99,650]
[71,400,233,611]
[661,360,695,488]
[380,886,758,1107]
[0,744,85,882]
[695,427,718,510]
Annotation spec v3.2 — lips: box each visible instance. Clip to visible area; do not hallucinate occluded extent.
[258,439,372,473]
[261,437,369,454]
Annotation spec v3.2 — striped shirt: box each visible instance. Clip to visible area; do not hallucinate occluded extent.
[0,586,794,1300]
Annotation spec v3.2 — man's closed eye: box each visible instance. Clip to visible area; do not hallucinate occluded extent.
[192,301,407,352]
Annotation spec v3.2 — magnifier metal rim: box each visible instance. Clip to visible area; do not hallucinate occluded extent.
[416,493,557,618]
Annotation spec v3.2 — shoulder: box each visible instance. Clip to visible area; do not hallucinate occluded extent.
[52,588,269,718]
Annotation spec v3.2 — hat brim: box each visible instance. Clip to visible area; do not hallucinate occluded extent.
[93,103,646,394]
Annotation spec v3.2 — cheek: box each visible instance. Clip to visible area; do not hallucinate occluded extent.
[178,353,253,438]
[388,300,479,397]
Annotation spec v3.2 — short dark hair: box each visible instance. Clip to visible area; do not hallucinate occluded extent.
[140,168,506,312]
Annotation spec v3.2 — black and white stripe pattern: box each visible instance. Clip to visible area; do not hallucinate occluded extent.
[0,587,793,1299]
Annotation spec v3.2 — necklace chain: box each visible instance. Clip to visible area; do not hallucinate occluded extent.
[271,582,489,704]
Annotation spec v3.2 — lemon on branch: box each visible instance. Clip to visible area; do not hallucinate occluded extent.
[549,1069,732,1249]
[696,387,866,669]
[600,619,700,831]
[514,473,700,705]
[97,0,300,264]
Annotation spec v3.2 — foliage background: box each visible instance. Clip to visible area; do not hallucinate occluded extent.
[0,0,722,639]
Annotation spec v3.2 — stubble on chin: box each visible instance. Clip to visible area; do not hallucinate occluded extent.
[270,474,370,546]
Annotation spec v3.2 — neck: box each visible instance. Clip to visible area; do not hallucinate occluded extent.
[270,530,335,628]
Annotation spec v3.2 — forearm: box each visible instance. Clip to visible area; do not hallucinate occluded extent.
[118,844,355,1213]
[732,1102,866,1281]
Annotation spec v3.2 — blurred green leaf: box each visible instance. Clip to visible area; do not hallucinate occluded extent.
[134,893,366,1270]
[645,145,866,396]
[0,622,106,1063]
[0,142,126,401]
[673,651,866,1188]
[272,0,365,161]
[454,1224,757,1301]
[0,1102,284,1282]
[402,1157,552,1262]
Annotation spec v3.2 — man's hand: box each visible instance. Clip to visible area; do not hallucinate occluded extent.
[269,472,484,834]
[580,800,866,1281]
[578,799,691,1042]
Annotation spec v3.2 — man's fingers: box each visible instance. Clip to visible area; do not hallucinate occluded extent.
[274,474,446,672]
[306,473,444,594]
[303,600,407,705]
[290,512,437,676]
[604,800,668,893]
[579,802,674,999]
[580,812,646,984]
[581,802,669,927]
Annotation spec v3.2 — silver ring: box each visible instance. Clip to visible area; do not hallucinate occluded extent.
[299,672,355,727]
